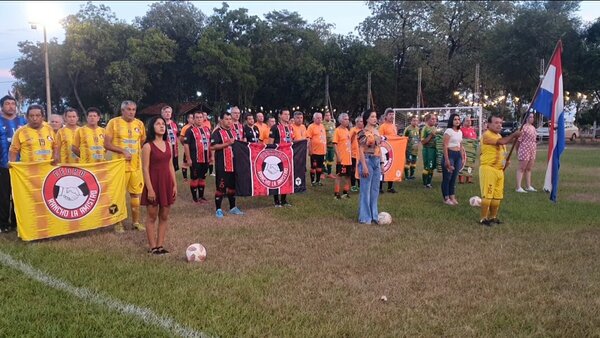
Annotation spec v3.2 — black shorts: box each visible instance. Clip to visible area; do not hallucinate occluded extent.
[172,156,179,171]
[336,163,352,176]
[216,169,235,191]
[190,162,209,180]
[310,155,325,168]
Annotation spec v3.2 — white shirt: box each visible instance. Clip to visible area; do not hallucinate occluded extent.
[444,128,463,148]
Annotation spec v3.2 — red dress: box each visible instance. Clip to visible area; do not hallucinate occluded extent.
[141,141,175,207]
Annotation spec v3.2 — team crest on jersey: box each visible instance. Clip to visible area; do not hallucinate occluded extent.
[255,149,291,189]
[42,166,101,220]
[134,128,141,134]
[380,140,393,173]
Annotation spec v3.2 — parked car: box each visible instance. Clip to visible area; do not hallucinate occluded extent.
[536,122,579,141]
[500,121,518,137]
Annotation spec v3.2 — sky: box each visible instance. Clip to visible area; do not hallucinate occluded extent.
[1,1,599,97]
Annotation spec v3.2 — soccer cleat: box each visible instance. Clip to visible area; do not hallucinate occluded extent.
[317,182,324,186]
[283,202,292,207]
[425,184,433,189]
[216,209,224,218]
[350,186,359,192]
[516,187,527,193]
[274,204,283,208]
[479,219,492,226]
[311,181,317,187]
[341,193,350,199]
[387,188,397,193]
[114,222,125,233]
[229,207,244,215]
[210,173,216,177]
[489,218,503,225]
[334,195,342,200]
[133,222,145,231]
[525,186,537,192]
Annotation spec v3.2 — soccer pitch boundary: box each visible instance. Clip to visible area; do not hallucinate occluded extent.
[0,250,212,338]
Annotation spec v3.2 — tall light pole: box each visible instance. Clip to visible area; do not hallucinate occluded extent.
[30,23,52,121]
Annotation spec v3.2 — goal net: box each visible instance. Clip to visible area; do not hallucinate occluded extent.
[392,106,484,137]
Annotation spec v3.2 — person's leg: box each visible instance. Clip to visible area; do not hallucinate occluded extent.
[479,166,492,223]
[525,158,535,189]
[145,205,159,250]
[489,169,504,222]
[156,206,170,250]
[350,158,357,188]
[369,157,381,222]
[410,158,417,179]
[0,168,12,231]
[449,151,461,203]
[404,156,410,180]
[310,155,316,183]
[422,148,431,186]
[516,160,525,191]
[273,194,281,206]
[182,154,188,181]
[226,188,236,210]
[326,147,335,176]
[343,173,351,197]
[358,161,371,223]
[198,163,208,200]
[190,163,199,202]
[441,155,451,202]
[129,169,145,230]
[334,163,341,198]
[428,149,437,185]
[215,172,225,212]
[316,155,324,184]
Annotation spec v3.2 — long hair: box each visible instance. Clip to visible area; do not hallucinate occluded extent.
[145,116,167,143]
[362,110,376,126]
[447,113,461,130]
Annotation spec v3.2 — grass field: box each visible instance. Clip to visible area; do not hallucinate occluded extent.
[1,144,599,337]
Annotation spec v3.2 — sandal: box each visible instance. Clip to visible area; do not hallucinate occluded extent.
[156,246,169,255]
[148,247,160,255]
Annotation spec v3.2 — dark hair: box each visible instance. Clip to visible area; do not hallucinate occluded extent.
[487,115,502,123]
[145,116,167,143]
[279,108,290,115]
[26,104,45,116]
[0,95,16,107]
[447,113,461,129]
[362,110,376,125]
[64,107,78,116]
[220,111,232,120]
[86,107,102,116]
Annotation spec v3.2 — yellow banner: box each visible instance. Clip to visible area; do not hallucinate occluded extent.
[10,159,128,241]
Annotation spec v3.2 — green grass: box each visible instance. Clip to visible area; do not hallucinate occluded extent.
[1,144,599,337]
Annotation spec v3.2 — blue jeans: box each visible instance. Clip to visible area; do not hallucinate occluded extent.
[441,150,462,199]
[358,155,381,224]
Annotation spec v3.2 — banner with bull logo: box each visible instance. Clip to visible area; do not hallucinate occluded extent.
[380,136,408,182]
[10,159,127,241]
[233,140,307,196]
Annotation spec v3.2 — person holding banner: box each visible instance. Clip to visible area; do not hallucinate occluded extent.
[211,111,244,218]
[231,106,246,141]
[306,112,327,186]
[9,105,56,164]
[403,116,420,180]
[269,109,294,207]
[516,113,538,193]
[243,113,261,143]
[379,108,398,193]
[141,116,177,255]
[53,108,80,164]
[349,116,363,192]
[0,95,25,233]
[72,107,106,163]
[441,114,465,205]
[184,112,212,204]
[291,111,307,141]
[333,113,352,199]
[357,110,382,225]
[421,114,438,188]
[104,100,147,233]
[458,117,477,184]
[479,115,521,226]
[255,112,270,144]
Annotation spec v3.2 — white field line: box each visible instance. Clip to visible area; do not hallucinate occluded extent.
[0,250,212,338]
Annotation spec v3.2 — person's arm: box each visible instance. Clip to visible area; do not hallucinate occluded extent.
[483,131,521,146]
[8,130,20,163]
[168,142,177,199]
[333,130,341,163]
[71,130,81,157]
[184,143,192,166]
[358,145,368,178]
[443,133,453,171]
[141,143,155,202]
[104,123,132,160]
[53,130,62,164]
[421,128,436,145]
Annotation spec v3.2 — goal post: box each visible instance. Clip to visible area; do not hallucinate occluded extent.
[392,106,484,137]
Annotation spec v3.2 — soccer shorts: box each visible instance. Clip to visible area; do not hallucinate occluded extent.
[336,163,352,176]
[406,153,418,164]
[310,155,325,169]
[190,162,209,180]
[216,169,235,191]
[126,170,144,195]
[325,146,335,163]
[422,147,437,171]
[479,165,504,200]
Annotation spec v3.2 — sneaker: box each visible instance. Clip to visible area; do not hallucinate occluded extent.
[379,189,385,194]
[133,222,145,231]
[274,204,283,208]
[311,181,317,187]
[210,173,216,177]
[216,209,224,218]
[198,198,209,205]
[334,195,342,200]
[229,207,244,215]
[425,184,433,189]
[525,186,537,192]
[479,219,492,227]
[341,193,350,199]
[516,187,527,193]
[489,218,503,225]
[114,222,125,233]
[156,246,170,255]
[444,199,455,206]
[317,182,324,186]
[350,186,359,192]
[387,188,397,193]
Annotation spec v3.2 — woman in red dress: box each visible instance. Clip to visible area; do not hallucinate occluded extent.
[141,116,177,255]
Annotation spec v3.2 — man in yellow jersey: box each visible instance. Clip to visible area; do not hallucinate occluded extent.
[9,105,56,164]
[378,108,398,193]
[323,111,336,178]
[349,116,363,192]
[53,108,80,164]
[104,100,146,233]
[49,114,64,133]
[333,113,352,199]
[306,112,327,186]
[72,107,106,163]
[479,115,521,226]
[179,112,194,181]
[291,111,307,141]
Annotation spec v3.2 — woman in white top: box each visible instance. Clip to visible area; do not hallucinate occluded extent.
[441,113,466,205]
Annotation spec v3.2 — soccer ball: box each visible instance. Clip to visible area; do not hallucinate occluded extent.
[186,243,207,262]
[469,196,482,207]
[378,212,392,225]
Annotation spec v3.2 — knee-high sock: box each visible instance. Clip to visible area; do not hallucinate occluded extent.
[422,170,429,185]
[310,169,316,182]
[182,167,188,179]
[198,179,206,199]
[489,199,501,219]
[315,168,322,183]
[190,180,198,201]
[130,197,141,224]
[387,182,393,190]
[480,198,492,220]
[215,190,224,210]
[326,163,332,175]
[410,165,415,177]
[404,166,410,180]
[427,172,434,185]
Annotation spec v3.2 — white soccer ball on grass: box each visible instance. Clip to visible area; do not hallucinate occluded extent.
[186,243,207,262]
[469,196,482,207]
[378,212,392,225]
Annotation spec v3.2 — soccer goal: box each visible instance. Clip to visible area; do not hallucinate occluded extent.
[392,106,484,136]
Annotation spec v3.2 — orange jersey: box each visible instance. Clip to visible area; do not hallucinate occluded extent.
[379,122,397,137]
[306,123,326,155]
[105,117,146,172]
[203,120,212,130]
[291,123,307,141]
[9,124,56,162]
[333,127,352,165]
[349,127,362,159]
[73,126,106,163]
[255,122,270,144]
[55,126,79,164]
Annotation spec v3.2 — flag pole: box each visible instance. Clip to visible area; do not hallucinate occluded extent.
[503,39,563,171]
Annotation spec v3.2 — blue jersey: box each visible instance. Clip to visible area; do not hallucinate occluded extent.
[0,115,26,167]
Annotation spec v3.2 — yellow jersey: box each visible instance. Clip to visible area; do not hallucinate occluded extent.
[480,130,505,170]
[55,126,79,164]
[9,124,56,162]
[73,126,106,163]
[333,127,352,165]
[105,117,146,172]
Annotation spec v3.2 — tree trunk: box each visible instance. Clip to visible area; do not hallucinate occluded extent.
[69,71,86,114]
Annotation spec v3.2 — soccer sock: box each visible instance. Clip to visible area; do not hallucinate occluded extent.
[130,197,140,224]
[274,195,280,205]
[480,198,492,220]
[316,169,322,183]
[310,169,316,182]
[410,165,415,177]
[190,180,198,202]
[334,181,340,195]
[350,172,356,187]
[228,196,236,209]
[326,164,332,175]
[387,182,393,190]
[379,181,383,190]
[422,170,428,185]
[404,166,409,180]
[215,191,223,210]
[343,183,350,194]
[489,199,501,219]
[182,167,188,179]
[198,179,206,199]
[281,194,287,204]
[427,172,434,185]
[208,165,213,175]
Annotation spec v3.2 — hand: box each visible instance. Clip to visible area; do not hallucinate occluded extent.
[187,160,193,167]
[445,162,454,172]
[512,130,522,139]
[172,186,177,200]
[147,190,156,203]
[228,139,235,146]
[505,159,511,169]
[361,166,369,178]
[123,149,132,161]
